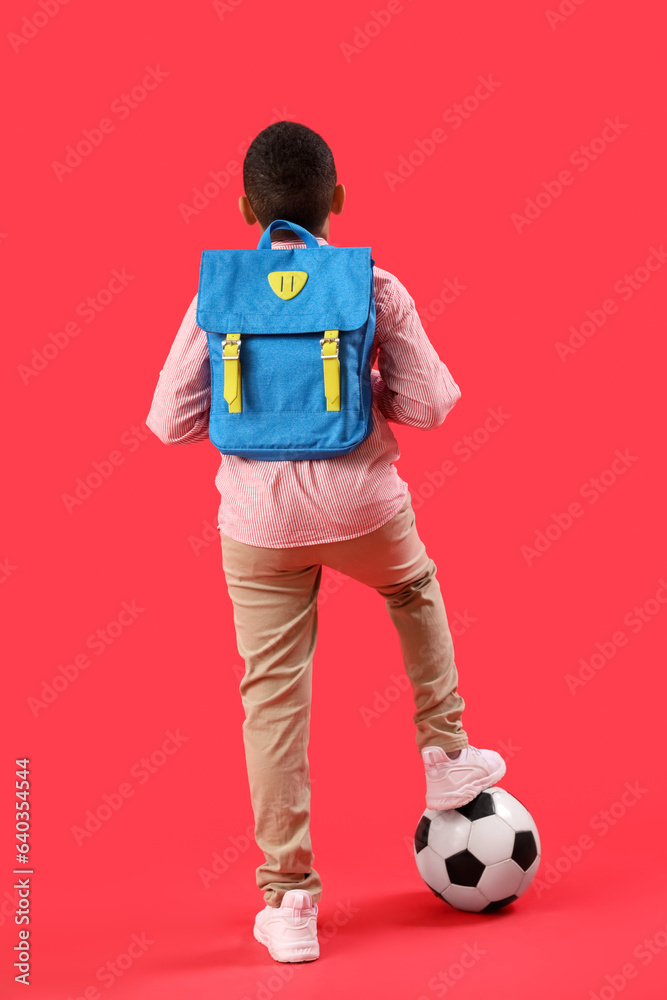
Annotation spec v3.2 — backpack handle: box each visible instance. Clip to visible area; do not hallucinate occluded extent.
[257,219,321,249]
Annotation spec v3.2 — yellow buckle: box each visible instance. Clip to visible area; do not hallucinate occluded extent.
[320,335,340,359]
[223,340,240,360]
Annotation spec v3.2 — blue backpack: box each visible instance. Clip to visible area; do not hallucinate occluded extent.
[196,219,376,460]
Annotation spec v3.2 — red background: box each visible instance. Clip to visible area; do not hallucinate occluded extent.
[2,1,665,997]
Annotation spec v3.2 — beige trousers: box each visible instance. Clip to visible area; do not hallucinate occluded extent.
[218,492,468,908]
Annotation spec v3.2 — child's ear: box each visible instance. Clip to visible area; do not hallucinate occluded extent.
[238,195,257,226]
[330,183,345,216]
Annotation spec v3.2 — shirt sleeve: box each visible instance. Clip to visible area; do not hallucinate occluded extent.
[145,294,211,445]
[371,268,461,429]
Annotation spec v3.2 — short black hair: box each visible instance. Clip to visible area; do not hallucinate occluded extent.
[243,121,337,234]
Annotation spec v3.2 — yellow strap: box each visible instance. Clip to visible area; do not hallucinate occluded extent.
[321,330,340,411]
[223,334,241,412]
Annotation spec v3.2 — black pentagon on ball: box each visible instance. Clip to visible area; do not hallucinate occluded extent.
[511,830,538,871]
[455,791,495,821]
[414,814,431,854]
[445,849,486,887]
[481,894,518,913]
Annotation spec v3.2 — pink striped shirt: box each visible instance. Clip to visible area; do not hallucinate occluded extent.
[146,235,462,547]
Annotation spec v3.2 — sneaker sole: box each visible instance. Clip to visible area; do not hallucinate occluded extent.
[253,924,319,963]
[426,760,507,810]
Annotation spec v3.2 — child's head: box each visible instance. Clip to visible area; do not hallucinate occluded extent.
[239,121,345,238]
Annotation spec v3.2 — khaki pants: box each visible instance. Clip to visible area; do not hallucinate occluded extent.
[218,493,468,908]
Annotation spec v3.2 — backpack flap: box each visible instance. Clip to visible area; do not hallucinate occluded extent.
[196,246,372,333]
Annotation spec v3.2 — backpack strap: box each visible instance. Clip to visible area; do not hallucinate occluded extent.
[320,330,340,411]
[223,333,242,412]
[258,219,320,249]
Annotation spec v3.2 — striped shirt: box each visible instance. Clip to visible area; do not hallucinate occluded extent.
[146,235,461,547]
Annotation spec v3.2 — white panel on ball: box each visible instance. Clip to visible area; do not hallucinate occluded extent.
[415,844,451,895]
[467,815,515,865]
[427,809,471,857]
[442,885,488,913]
[477,859,524,900]
[488,787,534,831]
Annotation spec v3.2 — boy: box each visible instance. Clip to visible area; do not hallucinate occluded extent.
[146,121,506,964]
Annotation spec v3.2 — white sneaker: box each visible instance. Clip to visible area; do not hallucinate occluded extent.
[253,889,320,963]
[422,745,506,809]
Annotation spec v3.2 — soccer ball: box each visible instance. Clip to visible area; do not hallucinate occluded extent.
[413,786,541,912]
